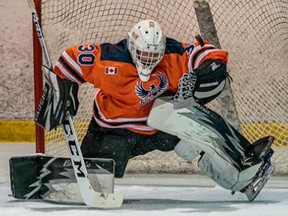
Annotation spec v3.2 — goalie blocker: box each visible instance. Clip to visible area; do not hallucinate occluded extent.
[35,66,79,131]
[10,155,115,204]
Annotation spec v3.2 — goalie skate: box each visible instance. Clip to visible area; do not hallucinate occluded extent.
[241,148,275,202]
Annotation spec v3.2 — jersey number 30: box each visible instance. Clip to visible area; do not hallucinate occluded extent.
[77,44,96,66]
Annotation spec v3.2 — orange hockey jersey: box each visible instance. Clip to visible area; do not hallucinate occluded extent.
[53,37,228,135]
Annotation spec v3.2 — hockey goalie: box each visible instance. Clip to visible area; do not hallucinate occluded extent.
[10,19,274,206]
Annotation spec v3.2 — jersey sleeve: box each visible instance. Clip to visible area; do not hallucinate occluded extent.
[185,40,228,71]
[53,44,99,85]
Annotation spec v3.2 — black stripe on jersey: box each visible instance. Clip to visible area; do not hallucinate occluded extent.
[191,46,216,68]
[59,56,86,83]
[165,37,186,55]
[100,39,134,64]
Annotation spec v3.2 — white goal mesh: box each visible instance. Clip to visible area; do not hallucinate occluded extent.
[36,0,288,174]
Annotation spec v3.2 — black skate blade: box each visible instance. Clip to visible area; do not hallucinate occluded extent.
[244,164,275,202]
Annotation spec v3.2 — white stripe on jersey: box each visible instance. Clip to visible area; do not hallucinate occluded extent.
[94,116,156,131]
[55,61,81,84]
[62,51,83,76]
[194,48,222,68]
[188,44,215,71]
[192,44,215,54]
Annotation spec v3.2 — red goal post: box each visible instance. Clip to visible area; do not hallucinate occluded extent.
[32,0,288,175]
[32,0,44,153]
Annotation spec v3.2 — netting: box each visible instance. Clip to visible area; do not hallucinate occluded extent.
[38,0,288,174]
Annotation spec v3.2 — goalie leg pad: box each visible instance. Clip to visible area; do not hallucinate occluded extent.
[148,97,251,169]
[148,97,273,192]
[197,149,262,191]
[9,154,115,204]
[175,136,262,191]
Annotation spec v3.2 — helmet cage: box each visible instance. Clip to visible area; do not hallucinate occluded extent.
[128,20,166,82]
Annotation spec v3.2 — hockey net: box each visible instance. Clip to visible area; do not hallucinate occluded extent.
[33,0,288,175]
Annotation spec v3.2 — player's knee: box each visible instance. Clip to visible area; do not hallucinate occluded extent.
[174,140,199,162]
[81,131,134,178]
[81,132,99,157]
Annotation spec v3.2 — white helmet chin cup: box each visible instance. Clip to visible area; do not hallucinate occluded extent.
[136,67,152,82]
[127,20,166,82]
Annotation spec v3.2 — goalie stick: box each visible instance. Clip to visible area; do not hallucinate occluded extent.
[27,0,123,208]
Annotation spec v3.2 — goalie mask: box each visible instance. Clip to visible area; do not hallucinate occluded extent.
[127,20,166,82]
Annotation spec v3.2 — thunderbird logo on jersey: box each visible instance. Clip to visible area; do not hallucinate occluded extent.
[135,72,168,109]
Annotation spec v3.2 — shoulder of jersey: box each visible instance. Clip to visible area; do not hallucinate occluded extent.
[100,39,133,64]
[165,37,186,55]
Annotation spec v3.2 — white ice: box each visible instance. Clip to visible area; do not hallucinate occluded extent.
[1,143,288,216]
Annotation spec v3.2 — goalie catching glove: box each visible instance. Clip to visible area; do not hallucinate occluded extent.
[174,35,231,107]
[193,59,230,105]
[35,66,79,131]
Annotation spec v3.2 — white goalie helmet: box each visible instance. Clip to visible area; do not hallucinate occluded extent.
[127,20,166,82]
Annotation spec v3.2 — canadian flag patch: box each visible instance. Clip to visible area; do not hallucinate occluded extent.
[105,66,118,75]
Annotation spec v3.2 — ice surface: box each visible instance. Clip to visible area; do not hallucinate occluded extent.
[1,143,288,216]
